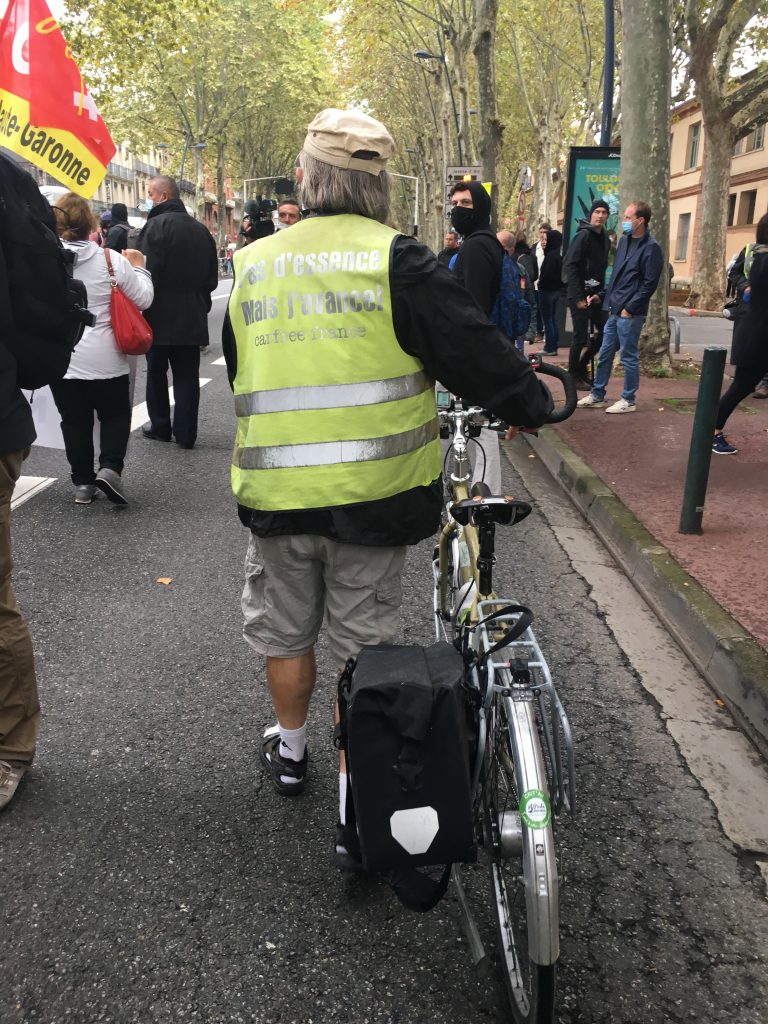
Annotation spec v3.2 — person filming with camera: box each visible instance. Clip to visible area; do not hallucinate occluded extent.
[562,198,611,390]
[240,197,278,246]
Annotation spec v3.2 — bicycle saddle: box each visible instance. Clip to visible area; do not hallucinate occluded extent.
[450,496,532,527]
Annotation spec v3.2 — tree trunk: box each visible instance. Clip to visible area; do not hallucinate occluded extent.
[216,138,227,249]
[687,116,734,310]
[620,0,672,372]
[472,0,502,229]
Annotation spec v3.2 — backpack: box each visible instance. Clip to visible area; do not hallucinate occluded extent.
[336,642,476,912]
[126,225,142,249]
[0,153,93,389]
[491,250,531,340]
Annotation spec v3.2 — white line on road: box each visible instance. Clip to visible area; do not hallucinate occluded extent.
[17,379,215,510]
[12,476,56,510]
[211,356,227,366]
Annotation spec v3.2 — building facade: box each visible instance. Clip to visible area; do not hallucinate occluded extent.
[670,100,767,284]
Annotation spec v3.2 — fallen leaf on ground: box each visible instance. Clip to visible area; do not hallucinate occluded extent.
[157,577,173,585]
[528,453,537,459]
[715,699,726,708]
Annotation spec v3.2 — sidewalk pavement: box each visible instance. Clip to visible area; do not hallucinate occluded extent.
[521,350,768,759]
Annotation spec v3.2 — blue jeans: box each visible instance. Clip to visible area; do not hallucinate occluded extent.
[538,290,560,351]
[591,313,645,403]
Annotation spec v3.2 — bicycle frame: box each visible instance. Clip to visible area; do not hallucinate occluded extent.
[433,400,575,972]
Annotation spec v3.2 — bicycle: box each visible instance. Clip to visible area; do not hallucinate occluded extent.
[433,359,577,1023]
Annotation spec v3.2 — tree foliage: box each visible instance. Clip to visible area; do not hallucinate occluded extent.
[62,0,335,242]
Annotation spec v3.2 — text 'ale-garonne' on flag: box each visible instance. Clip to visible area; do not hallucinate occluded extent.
[0,0,116,197]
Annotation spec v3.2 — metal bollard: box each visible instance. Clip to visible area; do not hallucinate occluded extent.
[668,316,681,354]
[679,347,727,534]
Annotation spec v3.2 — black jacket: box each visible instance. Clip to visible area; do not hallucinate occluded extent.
[730,247,768,372]
[537,230,563,292]
[139,199,218,346]
[562,220,610,303]
[222,222,554,546]
[452,229,504,316]
[0,155,38,456]
[513,242,537,287]
[105,221,129,253]
[437,245,459,268]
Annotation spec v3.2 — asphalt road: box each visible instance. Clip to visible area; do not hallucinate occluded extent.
[3,284,767,1024]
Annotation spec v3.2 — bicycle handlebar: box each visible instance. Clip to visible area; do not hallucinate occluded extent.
[437,356,578,434]
[530,355,578,424]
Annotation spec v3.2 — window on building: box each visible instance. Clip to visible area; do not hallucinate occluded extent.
[675,213,692,261]
[737,190,757,226]
[686,122,701,169]
[745,124,765,152]
[727,193,736,227]
[733,137,743,156]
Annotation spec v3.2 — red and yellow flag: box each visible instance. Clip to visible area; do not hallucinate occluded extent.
[0,0,115,197]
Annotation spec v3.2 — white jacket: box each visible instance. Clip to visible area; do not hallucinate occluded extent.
[63,240,154,380]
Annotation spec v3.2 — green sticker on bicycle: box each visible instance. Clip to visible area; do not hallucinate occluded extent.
[520,789,551,830]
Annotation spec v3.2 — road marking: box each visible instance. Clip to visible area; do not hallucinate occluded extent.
[212,294,230,302]
[12,476,56,510]
[17,379,215,510]
[130,378,212,432]
[211,356,226,366]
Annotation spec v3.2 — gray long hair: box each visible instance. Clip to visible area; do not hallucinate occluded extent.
[298,151,391,223]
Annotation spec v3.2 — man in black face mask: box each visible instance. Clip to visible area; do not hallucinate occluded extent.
[447,180,506,492]
[448,180,502,316]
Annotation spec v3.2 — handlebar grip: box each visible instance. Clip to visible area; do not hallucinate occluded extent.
[531,357,578,424]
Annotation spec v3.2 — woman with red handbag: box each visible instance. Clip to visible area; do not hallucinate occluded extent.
[50,193,153,505]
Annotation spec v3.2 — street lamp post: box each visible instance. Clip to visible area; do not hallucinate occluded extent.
[414,50,463,164]
[600,0,615,146]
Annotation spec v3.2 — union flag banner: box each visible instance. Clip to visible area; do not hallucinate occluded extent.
[0,0,115,197]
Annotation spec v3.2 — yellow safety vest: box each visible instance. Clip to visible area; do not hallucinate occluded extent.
[229,214,441,512]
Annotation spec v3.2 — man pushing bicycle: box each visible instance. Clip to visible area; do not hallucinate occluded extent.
[221,107,553,862]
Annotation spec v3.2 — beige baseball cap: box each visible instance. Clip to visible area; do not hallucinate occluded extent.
[303,108,394,176]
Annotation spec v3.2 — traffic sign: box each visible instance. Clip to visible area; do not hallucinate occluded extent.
[446,165,483,185]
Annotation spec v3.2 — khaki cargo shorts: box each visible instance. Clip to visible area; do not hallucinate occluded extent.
[242,534,407,662]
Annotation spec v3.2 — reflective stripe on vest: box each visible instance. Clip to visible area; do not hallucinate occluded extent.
[234,418,439,471]
[234,369,431,417]
[229,214,441,512]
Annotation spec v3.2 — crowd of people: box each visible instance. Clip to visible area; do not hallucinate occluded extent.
[1,104,764,831]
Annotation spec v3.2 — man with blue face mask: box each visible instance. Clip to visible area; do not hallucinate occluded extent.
[577,200,663,414]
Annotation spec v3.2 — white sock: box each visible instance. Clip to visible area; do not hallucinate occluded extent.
[278,723,306,762]
[339,771,348,826]
[263,722,306,762]
[263,723,306,786]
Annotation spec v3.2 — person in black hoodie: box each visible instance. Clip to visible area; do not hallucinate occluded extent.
[563,199,611,388]
[0,159,41,810]
[448,179,503,316]
[537,228,563,354]
[138,176,218,448]
[105,202,130,253]
[447,179,506,491]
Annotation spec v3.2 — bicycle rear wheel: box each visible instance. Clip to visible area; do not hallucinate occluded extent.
[481,693,557,1024]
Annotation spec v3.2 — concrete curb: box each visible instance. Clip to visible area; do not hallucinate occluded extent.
[521,427,768,760]
[669,305,723,320]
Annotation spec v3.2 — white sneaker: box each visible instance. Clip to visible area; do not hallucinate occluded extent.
[577,394,606,408]
[605,399,636,414]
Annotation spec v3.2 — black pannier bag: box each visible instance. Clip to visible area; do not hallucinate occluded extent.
[337,641,475,911]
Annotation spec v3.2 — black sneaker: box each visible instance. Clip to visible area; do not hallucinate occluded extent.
[259,732,308,795]
[331,821,364,873]
[712,432,738,455]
